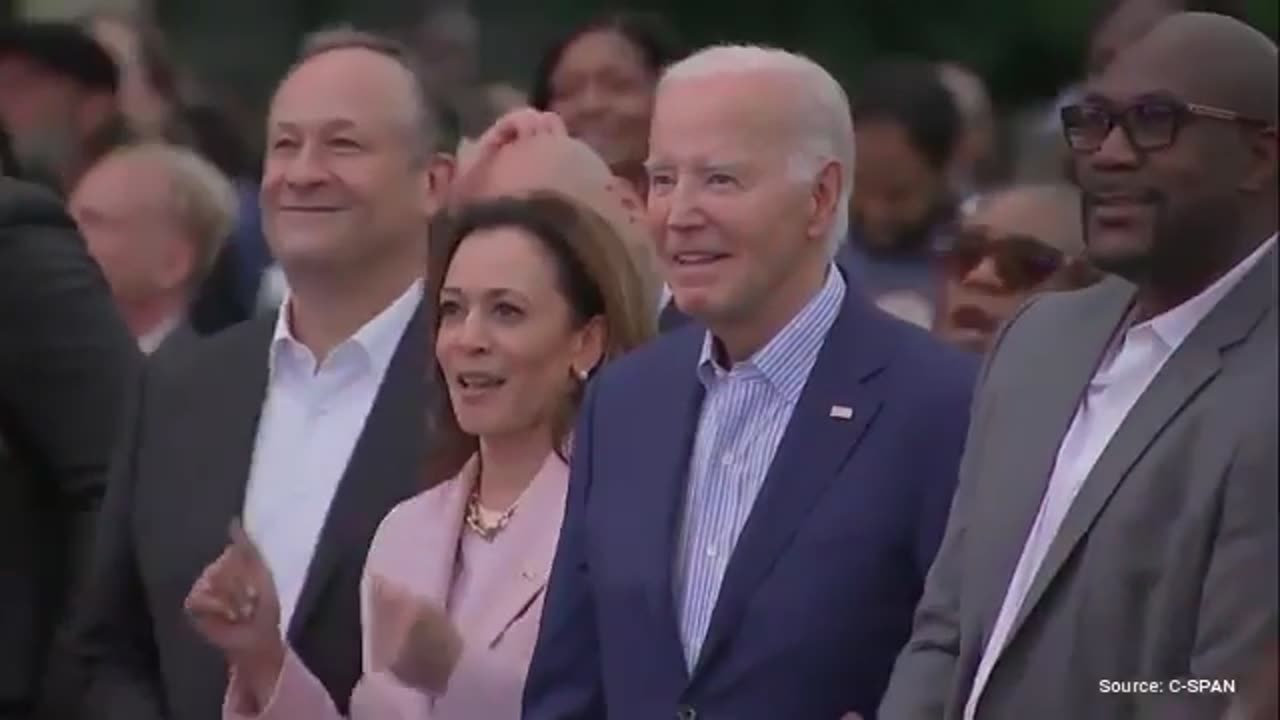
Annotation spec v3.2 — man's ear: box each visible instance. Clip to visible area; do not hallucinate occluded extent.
[77,91,116,136]
[806,160,843,242]
[1238,126,1278,194]
[424,152,457,215]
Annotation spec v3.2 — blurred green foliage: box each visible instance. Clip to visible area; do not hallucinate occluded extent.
[508,0,1277,107]
[155,0,1278,124]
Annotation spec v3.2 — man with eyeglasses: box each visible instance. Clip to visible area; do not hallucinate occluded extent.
[933,184,1103,354]
[881,12,1276,720]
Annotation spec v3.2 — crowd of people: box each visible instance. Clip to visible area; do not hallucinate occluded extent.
[0,1,1275,719]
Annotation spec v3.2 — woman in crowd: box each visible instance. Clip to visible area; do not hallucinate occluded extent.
[932,183,1102,353]
[185,191,654,719]
[530,12,683,196]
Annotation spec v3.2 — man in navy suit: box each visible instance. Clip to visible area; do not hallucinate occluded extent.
[524,45,978,720]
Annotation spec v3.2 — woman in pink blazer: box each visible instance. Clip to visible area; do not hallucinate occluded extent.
[184,192,653,719]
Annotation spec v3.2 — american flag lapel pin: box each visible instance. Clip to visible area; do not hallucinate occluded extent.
[829,405,853,420]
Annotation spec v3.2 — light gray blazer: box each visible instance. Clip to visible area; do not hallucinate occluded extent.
[880,247,1278,720]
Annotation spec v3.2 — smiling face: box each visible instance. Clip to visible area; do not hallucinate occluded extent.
[260,48,436,275]
[1073,40,1259,285]
[436,225,603,440]
[645,72,836,342]
[548,29,657,173]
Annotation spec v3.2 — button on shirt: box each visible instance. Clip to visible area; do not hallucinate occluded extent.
[242,280,423,633]
[964,235,1276,719]
[674,267,846,669]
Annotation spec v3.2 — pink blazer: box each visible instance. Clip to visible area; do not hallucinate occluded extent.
[224,452,569,720]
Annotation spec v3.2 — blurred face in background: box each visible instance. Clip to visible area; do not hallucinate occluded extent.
[261,48,439,277]
[934,187,1097,353]
[548,29,657,177]
[71,150,195,303]
[852,119,949,253]
[0,56,109,185]
[437,226,603,440]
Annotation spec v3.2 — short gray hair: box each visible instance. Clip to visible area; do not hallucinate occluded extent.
[660,45,856,254]
[289,26,439,164]
[114,142,238,287]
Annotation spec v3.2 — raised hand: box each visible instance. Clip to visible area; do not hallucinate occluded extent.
[452,108,568,203]
[184,518,285,704]
[368,573,463,694]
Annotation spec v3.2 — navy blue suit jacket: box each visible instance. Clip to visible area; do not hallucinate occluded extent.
[523,287,978,720]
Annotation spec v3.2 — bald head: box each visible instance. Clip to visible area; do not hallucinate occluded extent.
[1109,12,1278,123]
[460,133,659,305]
[471,135,615,202]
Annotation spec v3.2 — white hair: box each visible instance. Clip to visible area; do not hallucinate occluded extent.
[660,45,856,255]
[116,142,239,286]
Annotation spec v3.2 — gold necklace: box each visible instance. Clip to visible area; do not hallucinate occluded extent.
[464,490,518,541]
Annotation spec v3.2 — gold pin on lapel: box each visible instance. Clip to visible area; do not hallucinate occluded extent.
[829,405,853,420]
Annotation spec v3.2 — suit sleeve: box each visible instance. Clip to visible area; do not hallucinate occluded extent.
[1139,410,1280,720]
[0,210,143,710]
[912,350,979,579]
[73,366,168,720]
[521,377,606,719]
[879,298,1039,720]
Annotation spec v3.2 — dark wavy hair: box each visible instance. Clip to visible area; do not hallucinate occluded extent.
[853,58,961,173]
[422,192,655,483]
[529,12,684,111]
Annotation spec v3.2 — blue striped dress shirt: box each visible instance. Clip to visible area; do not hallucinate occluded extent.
[673,267,846,669]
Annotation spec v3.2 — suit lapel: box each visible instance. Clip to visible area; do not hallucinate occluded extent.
[637,329,706,668]
[692,292,887,676]
[185,317,274,563]
[288,306,430,639]
[1006,250,1276,643]
[971,279,1134,637]
[413,459,472,603]
[472,455,570,647]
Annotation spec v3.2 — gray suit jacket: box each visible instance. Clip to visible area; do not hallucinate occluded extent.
[880,248,1277,720]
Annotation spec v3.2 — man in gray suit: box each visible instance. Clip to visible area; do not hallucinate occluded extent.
[881,12,1277,720]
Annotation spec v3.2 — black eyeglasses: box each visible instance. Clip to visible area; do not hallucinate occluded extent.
[936,230,1068,291]
[1060,97,1276,154]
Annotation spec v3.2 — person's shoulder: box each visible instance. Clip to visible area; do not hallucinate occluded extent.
[147,314,275,385]
[594,323,704,393]
[1012,277,1132,335]
[0,178,80,257]
[865,306,979,392]
[0,177,67,228]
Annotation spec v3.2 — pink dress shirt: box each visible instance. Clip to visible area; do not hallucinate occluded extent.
[223,451,569,720]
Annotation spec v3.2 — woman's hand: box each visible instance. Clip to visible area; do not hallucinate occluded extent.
[184,519,285,708]
[368,573,463,694]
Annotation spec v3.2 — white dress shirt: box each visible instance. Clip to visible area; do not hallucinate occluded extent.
[242,280,423,633]
[964,235,1276,719]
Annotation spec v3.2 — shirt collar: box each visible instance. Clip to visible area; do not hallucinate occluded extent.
[138,313,183,355]
[697,265,846,403]
[1136,233,1276,350]
[271,279,424,377]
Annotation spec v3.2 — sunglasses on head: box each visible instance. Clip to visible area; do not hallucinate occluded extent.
[1060,95,1276,154]
[937,229,1066,291]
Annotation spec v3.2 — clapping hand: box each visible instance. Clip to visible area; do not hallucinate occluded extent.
[368,573,463,694]
[184,519,284,705]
